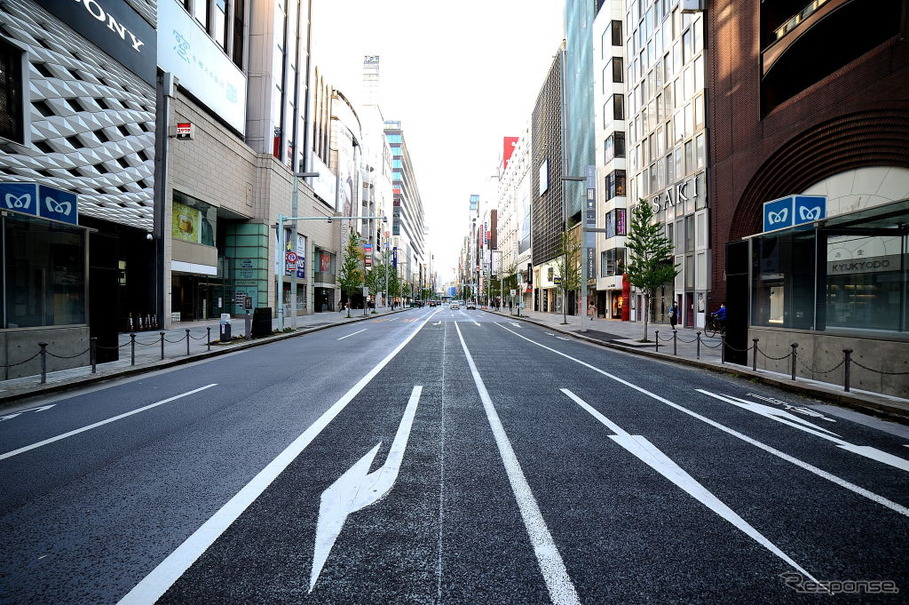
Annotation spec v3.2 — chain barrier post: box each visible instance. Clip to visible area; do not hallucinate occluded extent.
[672,329,678,356]
[655,330,659,353]
[752,338,759,372]
[207,326,211,351]
[721,334,726,364]
[90,337,97,374]
[696,331,701,360]
[790,343,798,381]
[38,342,48,384]
[130,333,136,366]
[160,332,165,360]
[183,329,189,355]
[843,348,853,392]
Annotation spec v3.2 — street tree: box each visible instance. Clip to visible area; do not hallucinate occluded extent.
[554,227,582,325]
[365,262,386,313]
[338,231,364,318]
[626,200,680,341]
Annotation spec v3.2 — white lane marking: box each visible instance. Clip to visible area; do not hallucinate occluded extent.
[455,323,580,605]
[0,404,55,422]
[310,386,422,591]
[0,385,217,461]
[562,388,821,584]
[698,390,909,473]
[509,322,521,328]
[494,324,909,518]
[337,329,367,341]
[118,314,435,605]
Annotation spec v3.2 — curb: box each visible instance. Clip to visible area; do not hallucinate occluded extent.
[498,312,909,425]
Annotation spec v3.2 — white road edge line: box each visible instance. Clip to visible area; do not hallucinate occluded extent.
[337,329,367,341]
[562,388,821,585]
[455,322,581,605]
[0,384,218,461]
[118,314,435,605]
[495,323,909,518]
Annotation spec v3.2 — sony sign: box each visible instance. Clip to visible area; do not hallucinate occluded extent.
[34,0,156,85]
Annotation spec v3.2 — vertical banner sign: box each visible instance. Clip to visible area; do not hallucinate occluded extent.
[364,244,373,266]
[585,165,596,279]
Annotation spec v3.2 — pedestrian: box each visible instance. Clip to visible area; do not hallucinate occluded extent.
[588,302,596,321]
[669,302,678,329]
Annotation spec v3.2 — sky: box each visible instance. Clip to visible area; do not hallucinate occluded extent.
[311,0,566,285]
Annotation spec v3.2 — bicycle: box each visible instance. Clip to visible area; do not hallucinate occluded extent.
[704,315,725,338]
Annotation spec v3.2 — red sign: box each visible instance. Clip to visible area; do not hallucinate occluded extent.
[175,122,194,139]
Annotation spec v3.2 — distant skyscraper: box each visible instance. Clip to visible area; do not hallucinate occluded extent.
[362,55,381,106]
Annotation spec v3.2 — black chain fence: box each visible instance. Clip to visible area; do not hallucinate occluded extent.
[649,330,907,394]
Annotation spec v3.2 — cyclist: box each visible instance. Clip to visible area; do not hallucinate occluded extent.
[711,303,727,334]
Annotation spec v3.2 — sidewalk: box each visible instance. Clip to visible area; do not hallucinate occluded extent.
[0,307,401,406]
[494,306,909,423]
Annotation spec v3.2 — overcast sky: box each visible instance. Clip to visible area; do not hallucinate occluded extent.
[311,0,565,285]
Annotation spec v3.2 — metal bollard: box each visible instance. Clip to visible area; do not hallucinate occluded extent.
[721,334,726,364]
[696,331,701,360]
[186,329,191,355]
[843,348,853,392]
[130,333,136,366]
[90,337,97,374]
[655,330,660,352]
[752,338,759,372]
[160,331,165,360]
[207,326,212,351]
[38,342,48,384]
[672,329,678,356]
[790,343,798,381]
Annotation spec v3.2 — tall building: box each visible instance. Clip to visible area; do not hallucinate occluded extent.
[592,1,629,320]
[625,1,709,328]
[706,0,909,392]
[0,0,157,373]
[384,120,425,302]
[531,42,568,314]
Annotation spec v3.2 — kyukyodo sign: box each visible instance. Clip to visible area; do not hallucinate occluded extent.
[762,195,827,233]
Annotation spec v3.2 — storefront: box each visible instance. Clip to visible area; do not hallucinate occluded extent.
[746,198,908,397]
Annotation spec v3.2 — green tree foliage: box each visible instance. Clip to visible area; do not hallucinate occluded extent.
[338,231,364,317]
[626,200,680,340]
[365,262,385,312]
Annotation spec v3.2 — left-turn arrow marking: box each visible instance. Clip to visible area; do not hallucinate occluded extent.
[310,385,422,592]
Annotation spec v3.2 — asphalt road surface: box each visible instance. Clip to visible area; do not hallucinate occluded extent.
[2,307,907,604]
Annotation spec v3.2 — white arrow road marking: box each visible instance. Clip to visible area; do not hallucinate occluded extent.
[0,385,216,461]
[310,385,422,592]
[456,323,580,605]
[561,388,822,586]
[509,322,521,328]
[337,329,367,341]
[119,313,435,605]
[699,390,909,473]
[1,404,56,422]
[494,324,909,518]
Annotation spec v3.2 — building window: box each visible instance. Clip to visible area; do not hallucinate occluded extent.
[232,0,245,68]
[604,170,626,200]
[603,132,626,163]
[0,37,25,144]
[3,214,87,328]
[213,0,227,49]
[612,94,625,120]
[610,57,624,83]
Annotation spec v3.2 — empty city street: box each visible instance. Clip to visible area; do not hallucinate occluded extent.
[2,308,906,604]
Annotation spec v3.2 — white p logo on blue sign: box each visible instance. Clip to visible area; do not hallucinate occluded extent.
[763,195,826,233]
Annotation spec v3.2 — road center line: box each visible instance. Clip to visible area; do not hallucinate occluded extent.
[337,329,367,341]
[455,322,581,605]
[118,313,435,605]
[495,324,909,518]
[0,384,218,461]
